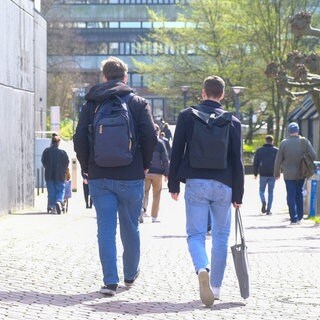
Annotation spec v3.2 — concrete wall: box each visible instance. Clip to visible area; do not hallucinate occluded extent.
[35,5,47,136]
[0,0,47,215]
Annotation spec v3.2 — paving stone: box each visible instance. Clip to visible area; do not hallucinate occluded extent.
[0,175,319,319]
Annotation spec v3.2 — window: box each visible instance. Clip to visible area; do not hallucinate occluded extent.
[120,22,141,28]
[109,42,119,54]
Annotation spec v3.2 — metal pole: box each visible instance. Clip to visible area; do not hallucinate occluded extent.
[183,91,187,109]
[37,168,40,196]
[72,93,76,135]
[235,94,240,119]
[41,167,44,193]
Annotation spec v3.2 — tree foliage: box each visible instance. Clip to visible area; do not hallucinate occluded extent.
[134,0,320,145]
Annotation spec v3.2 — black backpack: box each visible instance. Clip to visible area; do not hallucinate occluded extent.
[189,106,232,169]
[90,93,136,167]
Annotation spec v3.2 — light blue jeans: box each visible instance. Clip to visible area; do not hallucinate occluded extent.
[46,180,66,208]
[89,178,144,286]
[259,176,275,212]
[185,179,232,288]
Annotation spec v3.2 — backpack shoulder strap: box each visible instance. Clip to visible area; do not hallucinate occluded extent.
[191,105,232,125]
[190,105,215,124]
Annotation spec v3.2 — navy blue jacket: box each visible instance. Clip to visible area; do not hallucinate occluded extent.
[41,145,69,182]
[168,100,244,204]
[253,144,278,177]
[73,80,157,180]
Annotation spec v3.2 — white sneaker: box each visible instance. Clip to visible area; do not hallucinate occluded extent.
[198,269,214,306]
[212,287,221,300]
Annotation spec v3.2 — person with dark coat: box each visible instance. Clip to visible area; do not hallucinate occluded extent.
[168,75,244,306]
[160,132,171,159]
[141,124,169,223]
[41,134,69,214]
[73,56,157,296]
[253,135,278,215]
[160,122,172,143]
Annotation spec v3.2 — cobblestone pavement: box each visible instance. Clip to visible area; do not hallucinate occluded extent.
[0,176,319,320]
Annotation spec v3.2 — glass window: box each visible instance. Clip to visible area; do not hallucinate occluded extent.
[120,22,141,28]
[109,42,119,54]
[152,99,164,119]
[73,22,86,28]
[131,74,143,87]
[99,42,108,54]
[142,22,152,28]
[109,22,119,28]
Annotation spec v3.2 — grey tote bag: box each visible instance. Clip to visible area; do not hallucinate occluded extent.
[230,208,250,299]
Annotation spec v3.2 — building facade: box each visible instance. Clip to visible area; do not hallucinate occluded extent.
[0,0,47,216]
[45,0,188,122]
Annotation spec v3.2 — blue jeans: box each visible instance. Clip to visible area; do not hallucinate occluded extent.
[284,179,305,222]
[259,176,275,212]
[89,178,144,286]
[46,180,66,208]
[184,179,232,288]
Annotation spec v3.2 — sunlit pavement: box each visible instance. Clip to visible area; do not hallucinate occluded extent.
[0,175,319,320]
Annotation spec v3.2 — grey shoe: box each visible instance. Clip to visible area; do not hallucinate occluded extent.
[198,269,214,307]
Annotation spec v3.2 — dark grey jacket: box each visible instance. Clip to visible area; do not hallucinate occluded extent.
[253,144,278,177]
[148,138,169,176]
[274,135,316,180]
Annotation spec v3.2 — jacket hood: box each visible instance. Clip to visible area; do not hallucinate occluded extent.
[85,80,133,103]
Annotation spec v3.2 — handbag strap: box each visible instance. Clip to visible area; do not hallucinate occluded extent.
[300,137,308,154]
[235,208,246,246]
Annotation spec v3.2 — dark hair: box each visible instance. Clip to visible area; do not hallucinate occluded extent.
[51,133,61,145]
[203,76,225,99]
[265,135,273,143]
[101,56,128,81]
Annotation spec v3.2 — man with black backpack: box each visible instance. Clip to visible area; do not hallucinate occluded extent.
[73,56,157,296]
[168,76,244,306]
[253,135,278,215]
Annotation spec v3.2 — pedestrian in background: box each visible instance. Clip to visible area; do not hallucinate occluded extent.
[161,122,172,144]
[168,75,244,306]
[141,124,169,223]
[73,56,157,296]
[253,135,278,215]
[159,131,171,159]
[274,122,316,224]
[41,133,69,214]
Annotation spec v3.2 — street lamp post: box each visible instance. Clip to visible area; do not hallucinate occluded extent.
[232,86,245,120]
[180,85,190,109]
[71,88,79,135]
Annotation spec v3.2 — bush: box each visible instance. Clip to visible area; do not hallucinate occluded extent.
[60,118,74,141]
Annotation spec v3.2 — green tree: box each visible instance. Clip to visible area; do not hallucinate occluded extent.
[134,0,319,145]
[243,0,319,144]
